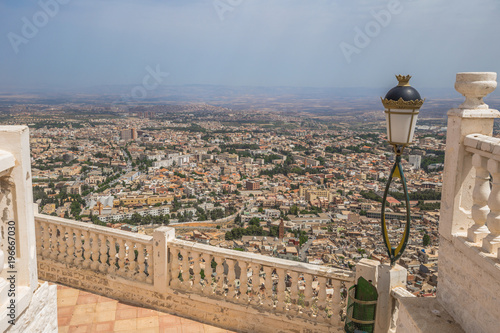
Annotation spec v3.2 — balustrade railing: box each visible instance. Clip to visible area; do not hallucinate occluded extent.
[35,215,154,284]
[34,213,355,330]
[168,239,354,324]
[464,133,500,258]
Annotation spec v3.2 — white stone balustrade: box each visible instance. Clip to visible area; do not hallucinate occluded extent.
[168,239,354,324]
[437,72,500,333]
[34,212,354,332]
[35,215,154,285]
[464,133,500,256]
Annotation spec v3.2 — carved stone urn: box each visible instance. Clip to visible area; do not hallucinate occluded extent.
[455,72,497,109]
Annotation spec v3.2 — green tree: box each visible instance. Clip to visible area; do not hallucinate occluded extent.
[423,234,431,247]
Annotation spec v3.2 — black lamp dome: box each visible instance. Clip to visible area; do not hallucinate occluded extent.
[381,75,424,109]
[385,85,421,102]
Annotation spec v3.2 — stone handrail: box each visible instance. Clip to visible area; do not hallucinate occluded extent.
[464,133,500,258]
[168,238,354,325]
[35,214,155,285]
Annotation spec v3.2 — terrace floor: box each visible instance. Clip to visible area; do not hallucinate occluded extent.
[52,282,235,333]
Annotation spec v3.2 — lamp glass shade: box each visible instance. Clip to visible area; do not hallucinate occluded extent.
[384,108,419,145]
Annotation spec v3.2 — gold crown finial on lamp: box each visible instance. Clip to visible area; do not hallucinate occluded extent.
[396,75,412,86]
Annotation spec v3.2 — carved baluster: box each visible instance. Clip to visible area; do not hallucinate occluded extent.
[180,249,189,289]
[290,271,299,314]
[484,160,500,255]
[42,222,51,258]
[202,253,212,296]
[82,230,91,268]
[65,226,75,264]
[317,276,328,321]
[58,226,68,262]
[50,224,59,260]
[35,221,42,258]
[331,280,342,326]
[90,232,100,270]
[263,266,274,309]
[302,274,314,318]
[107,236,117,273]
[276,268,286,312]
[251,264,261,305]
[98,234,109,273]
[215,256,224,295]
[116,238,126,276]
[226,259,236,299]
[137,243,146,281]
[128,242,137,278]
[170,248,180,289]
[145,245,153,284]
[192,252,202,292]
[239,261,248,303]
[469,154,491,242]
[74,229,83,264]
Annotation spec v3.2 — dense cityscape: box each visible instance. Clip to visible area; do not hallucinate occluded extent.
[1,100,447,297]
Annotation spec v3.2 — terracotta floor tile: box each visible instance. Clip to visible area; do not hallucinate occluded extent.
[53,283,230,333]
[96,310,116,322]
[58,326,70,333]
[70,313,95,326]
[116,307,138,320]
[58,315,72,326]
[92,321,115,332]
[114,318,138,331]
[137,316,160,329]
[160,327,181,333]
[98,295,115,302]
[181,323,205,333]
[203,325,228,333]
[58,296,79,307]
[58,305,76,317]
[77,294,99,305]
[73,303,97,315]
[96,301,118,312]
[59,288,81,298]
[138,308,158,318]
[159,315,181,326]
[137,328,160,333]
[68,324,92,333]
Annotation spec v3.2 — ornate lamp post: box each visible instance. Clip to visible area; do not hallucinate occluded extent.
[380,75,424,266]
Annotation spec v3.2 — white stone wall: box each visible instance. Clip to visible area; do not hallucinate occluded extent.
[437,236,500,333]
[5,282,57,333]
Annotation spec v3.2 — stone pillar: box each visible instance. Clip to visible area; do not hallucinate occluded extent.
[439,73,500,240]
[0,126,44,331]
[0,127,37,291]
[355,258,380,286]
[374,264,407,333]
[153,226,175,293]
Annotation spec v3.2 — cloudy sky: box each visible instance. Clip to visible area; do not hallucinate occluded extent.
[1,0,499,92]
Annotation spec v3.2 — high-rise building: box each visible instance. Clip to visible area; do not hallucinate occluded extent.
[120,128,138,141]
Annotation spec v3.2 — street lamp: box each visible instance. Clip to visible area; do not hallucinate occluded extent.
[380,75,424,266]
